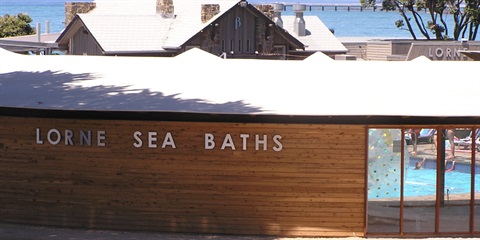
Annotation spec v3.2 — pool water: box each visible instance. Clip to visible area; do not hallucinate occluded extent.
[369,168,480,199]
[405,168,480,197]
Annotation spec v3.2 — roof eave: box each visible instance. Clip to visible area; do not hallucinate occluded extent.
[245,4,305,50]
[55,15,82,46]
[103,49,175,55]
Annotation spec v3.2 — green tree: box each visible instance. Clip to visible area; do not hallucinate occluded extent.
[461,0,480,39]
[360,0,480,40]
[0,13,35,38]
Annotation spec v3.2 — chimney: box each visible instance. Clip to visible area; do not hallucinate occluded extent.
[157,0,174,18]
[201,4,220,23]
[272,3,283,28]
[293,4,306,36]
[254,4,273,19]
[64,2,96,27]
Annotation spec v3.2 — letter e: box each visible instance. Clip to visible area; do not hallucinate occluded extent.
[97,131,106,147]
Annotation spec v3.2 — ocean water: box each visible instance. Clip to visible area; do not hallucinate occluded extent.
[0,0,455,38]
[0,0,93,34]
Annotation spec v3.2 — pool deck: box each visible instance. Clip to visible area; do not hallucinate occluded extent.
[409,143,480,168]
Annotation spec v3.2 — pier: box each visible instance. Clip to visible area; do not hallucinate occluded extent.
[281,4,435,12]
[284,4,380,12]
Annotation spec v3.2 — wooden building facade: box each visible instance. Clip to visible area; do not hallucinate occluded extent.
[2,40,480,237]
[1,107,480,237]
[0,108,365,237]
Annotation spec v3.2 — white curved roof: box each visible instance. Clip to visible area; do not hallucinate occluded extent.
[1,48,480,117]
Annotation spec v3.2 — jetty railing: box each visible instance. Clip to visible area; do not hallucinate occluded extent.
[281,4,444,12]
[283,4,380,12]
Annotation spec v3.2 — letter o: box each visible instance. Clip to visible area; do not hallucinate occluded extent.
[435,48,443,58]
[47,129,61,145]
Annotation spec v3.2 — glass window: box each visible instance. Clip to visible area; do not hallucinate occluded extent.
[367,129,403,233]
[368,127,479,235]
[403,128,437,233]
[439,128,472,233]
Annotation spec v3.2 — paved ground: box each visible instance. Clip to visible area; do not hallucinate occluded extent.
[409,141,478,164]
[0,222,479,240]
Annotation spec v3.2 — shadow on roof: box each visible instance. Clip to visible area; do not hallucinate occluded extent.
[0,70,262,114]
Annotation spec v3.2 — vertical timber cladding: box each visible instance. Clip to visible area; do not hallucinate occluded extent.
[0,115,366,237]
[221,6,256,54]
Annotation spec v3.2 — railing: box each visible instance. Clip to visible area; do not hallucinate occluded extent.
[283,4,380,12]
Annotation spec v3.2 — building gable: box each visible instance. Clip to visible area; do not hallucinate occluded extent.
[184,2,305,59]
[70,25,103,55]
[56,15,104,55]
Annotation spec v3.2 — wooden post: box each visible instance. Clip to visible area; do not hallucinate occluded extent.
[438,129,446,208]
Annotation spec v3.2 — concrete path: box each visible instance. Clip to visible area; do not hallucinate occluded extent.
[0,222,478,240]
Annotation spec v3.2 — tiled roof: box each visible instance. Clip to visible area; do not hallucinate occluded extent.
[90,0,157,15]
[78,0,238,53]
[80,15,170,53]
[282,16,347,52]
[66,0,345,53]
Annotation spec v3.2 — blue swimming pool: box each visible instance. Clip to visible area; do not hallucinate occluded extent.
[405,168,480,197]
[369,167,480,199]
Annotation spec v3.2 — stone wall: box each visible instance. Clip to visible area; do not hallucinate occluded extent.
[157,0,174,18]
[254,4,274,20]
[254,5,274,55]
[201,4,220,23]
[65,2,96,27]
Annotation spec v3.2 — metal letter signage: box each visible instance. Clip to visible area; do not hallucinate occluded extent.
[235,16,241,29]
[35,128,283,151]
